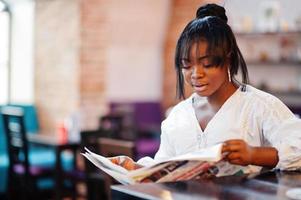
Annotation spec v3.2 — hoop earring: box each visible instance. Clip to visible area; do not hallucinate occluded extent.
[228,68,231,82]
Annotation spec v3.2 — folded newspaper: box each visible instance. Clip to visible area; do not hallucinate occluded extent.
[82,143,224,185]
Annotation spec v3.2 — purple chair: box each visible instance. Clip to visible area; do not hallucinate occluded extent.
[107,102,162,158]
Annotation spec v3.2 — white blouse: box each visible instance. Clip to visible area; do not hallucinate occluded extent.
[138,85,301,175]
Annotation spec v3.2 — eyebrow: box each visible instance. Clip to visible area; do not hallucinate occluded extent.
[181,55,211,61]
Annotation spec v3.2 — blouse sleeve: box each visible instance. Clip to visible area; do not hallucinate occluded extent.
[137,119,175,166]
[262,97,301,170]
[153,120,175,162]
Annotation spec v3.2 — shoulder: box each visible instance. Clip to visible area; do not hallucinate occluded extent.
[244,85,283,105]
[245,85,275,99]
[167,94,195,116]
[243,85,293,116]
[162,94,195,128]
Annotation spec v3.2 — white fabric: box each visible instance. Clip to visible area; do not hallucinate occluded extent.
[138,85,301,175]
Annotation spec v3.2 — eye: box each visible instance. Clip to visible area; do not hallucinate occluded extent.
[182,65,192,70]
[181,59,192,69]
[203,63,215,68]
[202,58,215,68]
[202,56,222,68]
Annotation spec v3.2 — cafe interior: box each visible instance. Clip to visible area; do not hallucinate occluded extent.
[0,0,301,199]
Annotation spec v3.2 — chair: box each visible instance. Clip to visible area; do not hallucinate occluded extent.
[97,137,136,200]
[0,104,39,195]
[80,129,110,200]
[57,146,86,200]
[98,138,136,158]
[99,114,124,139]
[1,106,54,200]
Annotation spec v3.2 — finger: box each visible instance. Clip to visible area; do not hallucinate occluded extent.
[122,159,137,170]
[226,152,241,160]
[121,159,133,170]
[224,139,244,146]
[222,144,242,153]
[228,159,242,165]
[110,157,120,165]
[222,145,231,153]
[222,142,235,152]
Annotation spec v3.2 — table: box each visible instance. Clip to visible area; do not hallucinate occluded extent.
[111,171,301,200]
[27,134,80,200]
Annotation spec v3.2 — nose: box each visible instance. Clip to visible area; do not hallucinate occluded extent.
[191,65,205,79]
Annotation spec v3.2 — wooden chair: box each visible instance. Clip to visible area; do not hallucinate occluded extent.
[1,106,54,200]
[57,145,85,200]
[99,114,124,139]
[97,137,136,200]
[98,138,135,158]
[80,129,110,200]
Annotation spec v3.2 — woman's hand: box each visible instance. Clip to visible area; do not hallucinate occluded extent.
[109,156,143,170]
[222,139,255,166]
[222,139,279,168]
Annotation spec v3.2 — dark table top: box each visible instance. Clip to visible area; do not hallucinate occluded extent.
[111,171,301,200]
[27,133,79,148]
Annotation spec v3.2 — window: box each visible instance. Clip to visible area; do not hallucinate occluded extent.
[0,0,10,104]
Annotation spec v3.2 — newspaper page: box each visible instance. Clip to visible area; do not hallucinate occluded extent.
[82,148,134,184]
[82,143,223,185]
[129,160,219,183]
[128,143,223,183]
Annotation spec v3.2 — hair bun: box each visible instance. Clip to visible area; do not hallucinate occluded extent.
[196,3,228,23]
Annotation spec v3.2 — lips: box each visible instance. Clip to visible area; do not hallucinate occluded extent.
[192,83,208,92]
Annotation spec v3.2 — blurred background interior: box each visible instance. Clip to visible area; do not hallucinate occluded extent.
[0,0,301,199]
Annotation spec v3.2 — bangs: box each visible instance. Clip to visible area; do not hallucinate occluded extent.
[176,17,231,68]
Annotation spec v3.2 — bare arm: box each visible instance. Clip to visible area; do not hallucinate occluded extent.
[250,146,278,168]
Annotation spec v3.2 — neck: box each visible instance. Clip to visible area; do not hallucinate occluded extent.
[207,82,238,111]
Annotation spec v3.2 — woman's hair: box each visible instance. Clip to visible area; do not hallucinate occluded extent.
[175,3,249,99]
[196,3,228,23]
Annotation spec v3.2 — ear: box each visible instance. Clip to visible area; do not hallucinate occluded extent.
[224,52,232,67]
[222,58,231,74]
[224,56,231,67]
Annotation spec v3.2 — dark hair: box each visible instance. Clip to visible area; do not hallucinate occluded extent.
[175,4,249,99]
[196,3,228,23]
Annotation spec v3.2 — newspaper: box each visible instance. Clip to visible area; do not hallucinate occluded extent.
[82,143,223,185]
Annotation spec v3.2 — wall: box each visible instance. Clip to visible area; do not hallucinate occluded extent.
[79,0,108,129]
[35,0,221,131]
[80,0,171,129]
[35,0,80,132]
[35,0,171,132]
[106,0,170,102]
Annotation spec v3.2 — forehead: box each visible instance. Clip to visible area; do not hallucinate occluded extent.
[188,41,208,58]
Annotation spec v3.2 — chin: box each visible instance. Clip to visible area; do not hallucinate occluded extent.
[195,90,212,97]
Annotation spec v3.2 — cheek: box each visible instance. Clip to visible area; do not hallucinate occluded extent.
[182,70,192,84]
[206,68,227,84]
